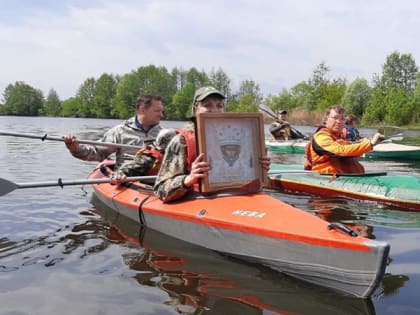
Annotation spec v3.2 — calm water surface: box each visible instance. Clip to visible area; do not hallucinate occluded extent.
[1,116,420,315]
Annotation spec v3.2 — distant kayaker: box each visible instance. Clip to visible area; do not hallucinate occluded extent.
[154,86,271,202]
[63,94,163,169]
[304,105,384,174]
[269,110,306,140]
[342,114,362,142]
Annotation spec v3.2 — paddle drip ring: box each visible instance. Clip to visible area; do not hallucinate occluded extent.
[41,134,48,141]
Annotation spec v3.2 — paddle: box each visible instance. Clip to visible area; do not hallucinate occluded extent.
[268,170,387,177]
[376,127,404,143]
[0,176,156,196]
[268,170,313,175]
[0,131,143,150]
[258,104,277,120]
[258,105,308,139]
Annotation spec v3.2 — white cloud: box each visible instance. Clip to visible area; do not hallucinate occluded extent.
[1,0,420,100]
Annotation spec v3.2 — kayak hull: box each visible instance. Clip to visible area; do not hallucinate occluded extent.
[90,162,389,298]
[265,139,307,153]
[93,199,377,315]
[269,164,420,211]
[364,142,420,160]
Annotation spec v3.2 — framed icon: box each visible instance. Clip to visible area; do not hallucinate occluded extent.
[195,112,267,193]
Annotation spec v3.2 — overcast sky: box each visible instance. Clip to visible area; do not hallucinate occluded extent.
[1,0,420,100]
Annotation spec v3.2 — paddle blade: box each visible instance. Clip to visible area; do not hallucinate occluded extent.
[258,104,277,119]
[0,178,19,196]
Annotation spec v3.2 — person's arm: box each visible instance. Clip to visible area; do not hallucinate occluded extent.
[64,129,118,161]
[153,135,192,202]
[118,155,155,177]
[313,131,375,157]
[269,122,286,134]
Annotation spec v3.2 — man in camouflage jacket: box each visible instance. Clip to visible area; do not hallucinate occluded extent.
[64,94,163,169]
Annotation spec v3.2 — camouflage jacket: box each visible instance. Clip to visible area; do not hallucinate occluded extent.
[154,124,195,202]
[70,116,162,169]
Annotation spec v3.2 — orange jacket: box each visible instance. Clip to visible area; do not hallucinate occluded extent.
[305,127,373,174]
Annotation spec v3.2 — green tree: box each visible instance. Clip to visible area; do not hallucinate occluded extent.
[384,87,412,125]
[208,67,232,100]
[164,67,211,119]
[290,81,313,110]
[93,73,117,118]
[342,78,372,118]
[382,51,418,94]
[2,81,44,116]
[363,77,387,124]
[318,78,347,112]
[76,78,96,117]
[264,89,297,114]
[307,62,330,111]
[366,52,418,125]
[306,62,347,112]
[233,80,262,112]
[112,65,176,119]
[170,82,196,119]
[172,67,188,90]
[61,97,81,117]
[411,73,420,124]
[185,67,209,87]
[42,89,61,116]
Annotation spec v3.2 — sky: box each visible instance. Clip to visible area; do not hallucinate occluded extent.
[1,0,420,100]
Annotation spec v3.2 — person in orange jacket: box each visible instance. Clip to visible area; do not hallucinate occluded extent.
[304,105,384,174]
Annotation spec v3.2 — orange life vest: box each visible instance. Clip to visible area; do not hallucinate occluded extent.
[175,129,201,192]
[136,146,164,175]
[176,129,197,172]
[305,127,366,174]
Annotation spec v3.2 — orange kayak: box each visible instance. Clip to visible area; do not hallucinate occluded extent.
[90,162,390,298]
[93,201,378,314]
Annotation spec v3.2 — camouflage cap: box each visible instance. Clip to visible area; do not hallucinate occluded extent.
[153,128,176,151]
[192,86,226,105]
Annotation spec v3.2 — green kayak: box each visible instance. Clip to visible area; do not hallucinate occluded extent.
[265,140,420,160]
[268,164,420,211]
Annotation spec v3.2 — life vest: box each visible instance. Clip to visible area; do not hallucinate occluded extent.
[305,127,365,174]
[176,129,197,172]
[174,129,201,192]
[136,146,164,175]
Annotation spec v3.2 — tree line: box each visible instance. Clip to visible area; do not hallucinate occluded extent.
[1,51,420,127]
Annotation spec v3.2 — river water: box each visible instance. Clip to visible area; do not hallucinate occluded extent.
[1,116,420,315]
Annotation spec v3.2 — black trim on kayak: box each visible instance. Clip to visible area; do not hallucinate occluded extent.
[138,195,150,225]
[321,171,387,177]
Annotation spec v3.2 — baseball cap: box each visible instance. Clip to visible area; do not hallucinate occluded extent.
[278,110,287,115]
[192,86,226,105]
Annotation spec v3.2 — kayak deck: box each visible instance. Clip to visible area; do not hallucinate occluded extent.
[269,164,420,211]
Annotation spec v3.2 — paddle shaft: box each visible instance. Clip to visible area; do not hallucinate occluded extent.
[0,176,157,196]
[17,176,156,188]
[268,170,387,177]
[0,131,143,150]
